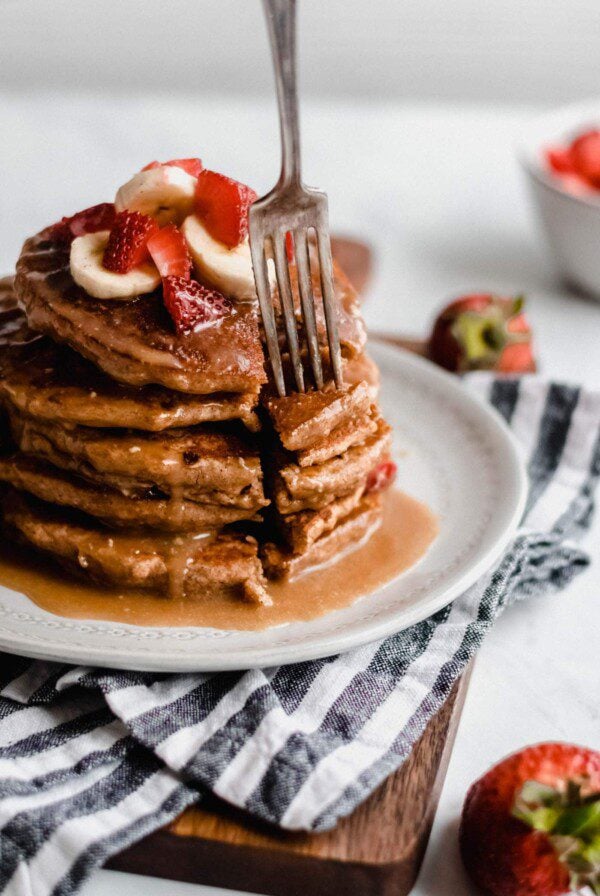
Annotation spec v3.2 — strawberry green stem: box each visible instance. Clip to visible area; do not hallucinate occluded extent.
[513,779,600,893]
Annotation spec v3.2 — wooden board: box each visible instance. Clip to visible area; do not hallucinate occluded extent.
[108,667,471,896]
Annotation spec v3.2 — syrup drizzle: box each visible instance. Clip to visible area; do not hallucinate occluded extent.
[166,474,189,600]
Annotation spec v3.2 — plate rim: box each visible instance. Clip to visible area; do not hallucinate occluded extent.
[0,344,527,671]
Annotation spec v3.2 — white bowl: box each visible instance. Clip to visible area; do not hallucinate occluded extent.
[519,100,600,299]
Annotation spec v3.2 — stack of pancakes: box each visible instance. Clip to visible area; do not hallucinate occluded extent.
[0,225,393,607]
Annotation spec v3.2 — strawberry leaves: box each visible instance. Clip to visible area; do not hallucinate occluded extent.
[513,778,600,893]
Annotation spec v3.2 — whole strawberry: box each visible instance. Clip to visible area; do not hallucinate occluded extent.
[460,742,600,896]
[429,293,535,374]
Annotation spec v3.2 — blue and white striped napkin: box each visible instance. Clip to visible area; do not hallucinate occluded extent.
[1,375,598,896]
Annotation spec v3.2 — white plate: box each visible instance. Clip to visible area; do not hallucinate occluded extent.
[0,343,526,671]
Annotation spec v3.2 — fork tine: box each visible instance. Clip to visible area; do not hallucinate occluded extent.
[315,227,343,388]
[294,227,324,390]
[249,234,286,396]
[272,231,305,393]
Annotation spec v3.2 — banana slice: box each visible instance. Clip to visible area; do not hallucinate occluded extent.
[115,166,196,226]
[182,214,275,301]
[70,231,161,300]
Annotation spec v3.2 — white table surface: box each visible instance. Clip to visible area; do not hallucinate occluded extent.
[0,94,598,896]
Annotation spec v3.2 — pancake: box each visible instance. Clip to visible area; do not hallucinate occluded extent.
[15,231,366,396]
[275,486,367,552]
[0,276,43,353]
[271,417,392,513]
[0,279,260,431]
[343,353,380,397]
[3,489,268,604]
[295,408,379,467]
[9,410,267,509]
[0,454,258,530]
[262,494,382,580]
[264,381,373,451]
[0,275,14,306]
[15,231,267,394]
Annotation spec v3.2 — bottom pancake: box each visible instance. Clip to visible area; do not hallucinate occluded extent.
[2,489,268,604]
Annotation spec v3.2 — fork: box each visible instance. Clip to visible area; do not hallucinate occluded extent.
[249,0,343,397]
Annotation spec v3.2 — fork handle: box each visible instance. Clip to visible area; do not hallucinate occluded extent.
[262,0,302,188]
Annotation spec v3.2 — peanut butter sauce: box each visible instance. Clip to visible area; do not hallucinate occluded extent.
[0,490,437,631]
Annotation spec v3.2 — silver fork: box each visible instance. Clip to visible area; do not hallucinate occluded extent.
[249,0,343,398]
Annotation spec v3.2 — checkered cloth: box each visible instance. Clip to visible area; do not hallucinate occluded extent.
[1,375,598,895]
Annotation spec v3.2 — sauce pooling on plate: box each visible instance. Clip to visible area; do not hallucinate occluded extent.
[0,490,437,631]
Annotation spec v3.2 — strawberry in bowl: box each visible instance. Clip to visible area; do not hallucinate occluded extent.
[460,742,600,896]
[428,293,535,374]
[545,129,600,195]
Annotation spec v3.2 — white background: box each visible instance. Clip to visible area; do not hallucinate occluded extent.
[3,0,600,103]
[1,1,600,894]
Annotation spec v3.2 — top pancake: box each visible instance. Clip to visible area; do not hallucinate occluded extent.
[16,231,267,394]
[15,229,367,396]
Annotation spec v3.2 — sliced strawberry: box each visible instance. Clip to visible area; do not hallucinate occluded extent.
[162,276,232,335]
[147,225,192,279]
[167,158,203,178]
[194,169,258,248]
[366,460,397,493]
[142,158,203,178]
[441,293,495,317]
[545,147,574,175]
[102,210,159,274]
[51,203,116,244]
[570,129,600,188]
[501,311,535,371]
